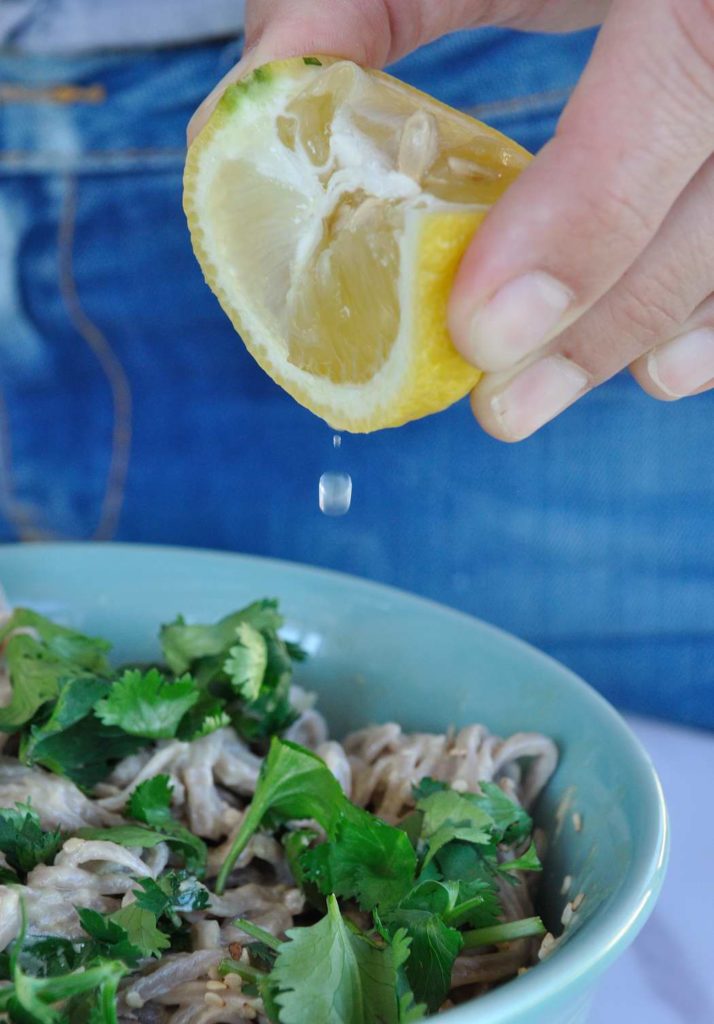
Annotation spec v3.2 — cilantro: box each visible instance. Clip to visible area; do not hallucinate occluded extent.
[76,908,145,966]
[216,739,345,891]
[20,677,143,789]
[303,56,323,66]
[75,825,171,848]
[126,775,207,875]
[108,905,170,959]
[416,790,493,867]
[498,841,541,875]
[302,807,417,911]
[160,601,283,674]
[0,902,126,1024]
[0,804,63,880]
[271,895,422,1024]
[461,916,546,949]
[381,881,462,1013]
[94,668,199,739]
[134,871,209,924]
[159,602,298,745]
[0,610,111,732]
[176,690,230,741]
[224,623,268,700]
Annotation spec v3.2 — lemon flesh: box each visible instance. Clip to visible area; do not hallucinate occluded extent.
[184,58,530,432]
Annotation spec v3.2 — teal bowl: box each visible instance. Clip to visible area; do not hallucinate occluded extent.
[0,543,668,1024]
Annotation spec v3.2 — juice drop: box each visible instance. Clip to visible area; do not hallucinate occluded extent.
[319,472,352,516]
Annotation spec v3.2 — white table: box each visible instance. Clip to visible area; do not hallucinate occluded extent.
[591,716,714,1023]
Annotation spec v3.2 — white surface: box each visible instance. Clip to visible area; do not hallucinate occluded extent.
[591,715,714,1023]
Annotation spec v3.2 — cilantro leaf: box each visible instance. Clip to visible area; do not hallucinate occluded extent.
[497,841,541,875]
[109,905,170,959]
[461,915,546,949]
[301,807,417,911]
[272,895,419,1024]
[1,901,126,1024]
[382,882,464,1013]
[0,803,63,879]
[76,908,145,967]
[20,677,143,790]
[127,774,173,824]
[225,623,268,700]
[216,739,345,891]
[232,633,297,742]
[75,825,171,849]
[134,871,209,920]
[160,601,283,674]
[416,790,493,867]
[176,691,230,741]
[22,719,143,791]
[466,783,533,845]
[94,668,199,739]
[0,610,111,732]
[126,776,206,875]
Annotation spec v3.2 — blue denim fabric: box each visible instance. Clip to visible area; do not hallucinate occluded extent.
[1,29,713,729]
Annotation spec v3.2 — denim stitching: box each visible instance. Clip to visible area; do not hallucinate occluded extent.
[57,174,133,541]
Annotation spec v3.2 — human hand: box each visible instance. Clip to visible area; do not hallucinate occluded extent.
[189,1,714,441]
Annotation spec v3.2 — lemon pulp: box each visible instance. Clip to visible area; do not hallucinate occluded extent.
[184,58,530,431]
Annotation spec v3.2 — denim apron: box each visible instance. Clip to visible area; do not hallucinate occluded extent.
[0,28,712,728]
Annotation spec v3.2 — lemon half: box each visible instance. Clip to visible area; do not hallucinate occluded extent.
[184,57,530,432]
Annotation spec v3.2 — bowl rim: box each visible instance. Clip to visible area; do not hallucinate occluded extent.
[0,541,670,1020]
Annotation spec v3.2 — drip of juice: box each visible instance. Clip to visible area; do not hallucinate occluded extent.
[319,472,352,516]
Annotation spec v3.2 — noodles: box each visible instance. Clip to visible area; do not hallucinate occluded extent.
[0,605,560,1022]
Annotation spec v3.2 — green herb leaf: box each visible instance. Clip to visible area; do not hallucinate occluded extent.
[461,915,546,949]
[176,691,230,741]
[302,56,323,66]
[216,739,344,892]
[134,871,209,919]
[381,881,463,1013]
[127,774,173,824]
[94,668,199,739]
[20,677,144,789]
[0,610,111,732]
[0,803,63,879]
[301,806,417,911]
[160,601,282,674]
[416,790,493,867]
[272,894,416,1024]
[109,905,171,959]
[76,908,145,967]
[126,776,207,875]
[497,841,541,875]
[225,623,268,700]
[74,825,171,849]
[466,783,533,844]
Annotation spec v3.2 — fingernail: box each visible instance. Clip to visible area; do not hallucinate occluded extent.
[647,328,714,397]
[466,272,573,372]
[491,355,589,440]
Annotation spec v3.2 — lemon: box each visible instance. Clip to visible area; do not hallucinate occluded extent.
[184,57,530,432]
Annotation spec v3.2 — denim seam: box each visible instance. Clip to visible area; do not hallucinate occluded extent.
[57,174,133,541]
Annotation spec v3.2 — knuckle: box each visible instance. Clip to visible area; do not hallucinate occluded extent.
[616,275,684,347]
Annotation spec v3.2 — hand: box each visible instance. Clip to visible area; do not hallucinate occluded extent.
[189,1,714,441]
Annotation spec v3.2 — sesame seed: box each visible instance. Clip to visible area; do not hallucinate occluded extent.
[205,993,225,1007]
[206,980,226,991]
[572,892,585,911]
[125,992,144,1010]
[560,874,572,895]
[572,812,583,832]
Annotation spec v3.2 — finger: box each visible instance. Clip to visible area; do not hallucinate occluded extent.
[448,0,714,374]
[469,152,714,439]
[630,297,714,401]
[188,0,611,144]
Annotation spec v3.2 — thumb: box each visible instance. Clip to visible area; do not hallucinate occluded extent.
[187,0,396,145]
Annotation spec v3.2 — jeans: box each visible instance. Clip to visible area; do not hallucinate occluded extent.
[0,29,712,729]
